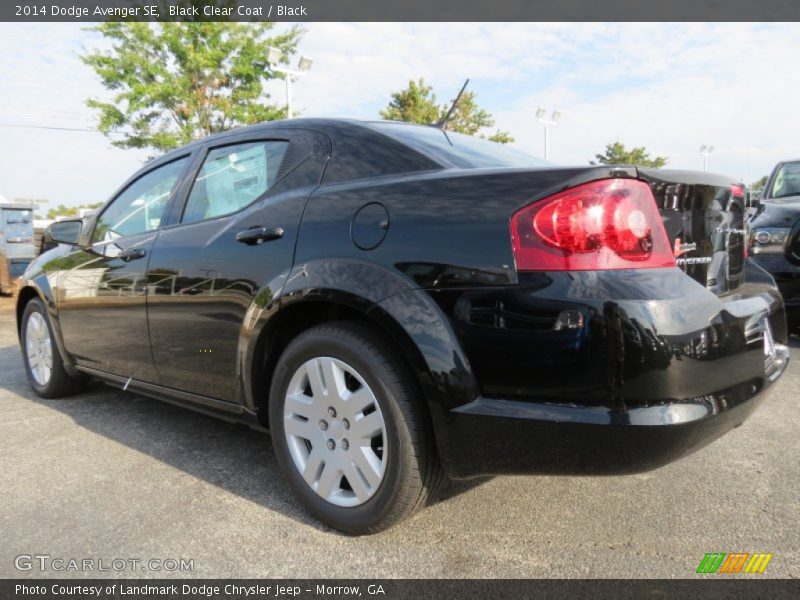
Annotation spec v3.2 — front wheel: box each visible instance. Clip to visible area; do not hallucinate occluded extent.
[269,322,441,535]
[20,298,84,398]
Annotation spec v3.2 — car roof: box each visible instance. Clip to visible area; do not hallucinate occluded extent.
[117,118,445,198]
[155,118,391,161]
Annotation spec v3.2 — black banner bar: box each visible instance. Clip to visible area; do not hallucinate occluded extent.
[4,0,800,22]
[3,579,800,600]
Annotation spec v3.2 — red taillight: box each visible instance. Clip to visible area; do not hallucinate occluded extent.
[511,178,676,271]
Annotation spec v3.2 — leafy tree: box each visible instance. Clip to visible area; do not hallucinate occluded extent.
[46,202,104,220]
[750,175,769,196]
[46,204,78,220]
[591,141,668,168]
[81,22,302,152]
[486,130,515,144]
[440,89,493,136]
[380,78,514,143]
[380,79,441,126]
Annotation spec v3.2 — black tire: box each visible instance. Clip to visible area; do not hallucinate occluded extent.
[269,321,441,535]
[20,297,84,398]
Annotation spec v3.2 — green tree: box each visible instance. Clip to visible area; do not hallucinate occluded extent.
[380,78,514,143]
[46,202,104,220]
[486,130,515,144]
[380,78,441,126]
[591,141,668,168]
[81,22,302,152]
[750,175,769,196]
[46,204,78,220]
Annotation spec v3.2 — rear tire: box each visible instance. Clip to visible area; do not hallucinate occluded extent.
[269,321,441,535]
[20,298,84,398]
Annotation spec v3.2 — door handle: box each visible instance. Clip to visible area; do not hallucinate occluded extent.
[235,226,284,245]
[119,247,147,262]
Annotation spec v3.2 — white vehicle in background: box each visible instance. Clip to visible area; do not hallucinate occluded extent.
[0,201,36,296]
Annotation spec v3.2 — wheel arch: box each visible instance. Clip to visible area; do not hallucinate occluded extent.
[244,291,441,433]
[16,285,40,337]
[15,277,80,378]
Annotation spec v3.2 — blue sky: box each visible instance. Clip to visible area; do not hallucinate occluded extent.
[0,22,798,210]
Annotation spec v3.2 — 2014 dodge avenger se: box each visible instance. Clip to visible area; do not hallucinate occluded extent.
[15,119,789,534]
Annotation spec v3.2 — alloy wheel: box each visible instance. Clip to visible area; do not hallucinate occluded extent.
[25,311,53,386]
[283,356,387,507]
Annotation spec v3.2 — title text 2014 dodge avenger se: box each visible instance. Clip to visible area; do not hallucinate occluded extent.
[16,120,789,534]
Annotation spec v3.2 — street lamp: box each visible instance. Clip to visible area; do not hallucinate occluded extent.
[267,47,314,119]
[700,144,715,172]
[536,108,562,160]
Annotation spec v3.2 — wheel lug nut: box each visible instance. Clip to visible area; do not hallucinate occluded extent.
[341,439,349,450]
[342,419,350,430]
[319,420,328,431]
[328,407,337,418]
[326,439,335,450]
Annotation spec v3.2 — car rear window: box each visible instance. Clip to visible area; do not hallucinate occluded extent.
[371,122,548,169]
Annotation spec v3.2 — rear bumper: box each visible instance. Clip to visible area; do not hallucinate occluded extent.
[424,267,789,478]
[447,369,785,476]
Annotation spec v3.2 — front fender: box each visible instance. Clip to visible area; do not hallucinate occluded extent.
[16,249,80,378]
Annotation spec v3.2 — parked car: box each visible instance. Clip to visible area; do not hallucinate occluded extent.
[15,120,789,534]
[748,159,800,331]
[0,203,36,296]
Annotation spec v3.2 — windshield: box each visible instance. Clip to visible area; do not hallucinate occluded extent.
[371,122,548,169]
[767,161,800,199]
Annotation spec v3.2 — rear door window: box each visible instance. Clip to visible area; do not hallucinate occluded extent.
[181,141,289,224]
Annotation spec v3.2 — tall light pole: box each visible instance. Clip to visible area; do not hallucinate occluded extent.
[536,107,562,160]
[267,47,313,119]
[700,144,715,172]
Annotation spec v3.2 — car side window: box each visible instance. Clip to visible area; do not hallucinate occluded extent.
[181,141,289,224]
[92,158,189,243]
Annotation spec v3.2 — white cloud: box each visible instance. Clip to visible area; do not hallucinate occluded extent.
[0,23,149,208]
[0,22,797,209]
[490,23,800,180]
[286,23,586,117]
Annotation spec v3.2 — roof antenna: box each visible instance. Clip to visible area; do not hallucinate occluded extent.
[435,78,469,146]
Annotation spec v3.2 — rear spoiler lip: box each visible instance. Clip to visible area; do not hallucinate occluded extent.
[636,167,739,188]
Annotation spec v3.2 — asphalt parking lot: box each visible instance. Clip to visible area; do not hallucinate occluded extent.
[0,295,798,579]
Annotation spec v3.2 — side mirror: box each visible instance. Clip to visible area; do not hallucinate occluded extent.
[47,219,83,246]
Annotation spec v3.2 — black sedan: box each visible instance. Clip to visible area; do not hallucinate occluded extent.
[16,119,789,534]
[748,159,800,330]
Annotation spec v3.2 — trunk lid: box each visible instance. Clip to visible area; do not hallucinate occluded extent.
[638,168,745,294]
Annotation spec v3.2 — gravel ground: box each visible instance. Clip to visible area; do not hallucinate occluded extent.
[0,295,798,578]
